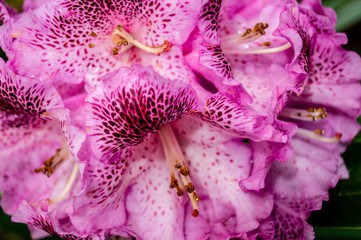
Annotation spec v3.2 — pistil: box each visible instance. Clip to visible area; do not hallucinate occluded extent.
[111,25,172,54]
[159,124,200,217]
[279,107,327,121]
[50,163,79,204]
[297,128,342,143]
[222,42,292,54]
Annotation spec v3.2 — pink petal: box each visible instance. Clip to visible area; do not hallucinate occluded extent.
[85,65,197,163]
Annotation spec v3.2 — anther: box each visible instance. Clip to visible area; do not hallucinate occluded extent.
[176,187,184,197]
[117,25,124,32]
[262,42,271,46]
[169,176,178,189]
[179,166,190,176]
[314,129,324,135]
[159,125,200,217]
[88,43,95,48]
[112,47,119,55]
[192,209,199,217]
[279,107,328,122]
[90,31,97,38]
[34,143,71,177]
[185,183,195,193]
[241,28,252,37]
[117,39,128,46]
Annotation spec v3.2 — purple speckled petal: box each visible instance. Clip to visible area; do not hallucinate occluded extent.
[199,42,235,85]
[0,59,65,150]
[308,36,361,85]
[196,92,289,142]
[174,123,274,237]
[86,64,197,163]
[272,203,315,240]
[266,136,342,216]
[276,5,313,78]
[0,59,63,120]
[4,0,199,84]
[197,0,221,45]
[124,141,185,240]
[70,154,132,233]
[13,202,103,240]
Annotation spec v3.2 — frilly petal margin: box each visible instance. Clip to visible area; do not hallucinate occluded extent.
[175,125,274,238]
[194,92,291,143]
[12,201,104,240]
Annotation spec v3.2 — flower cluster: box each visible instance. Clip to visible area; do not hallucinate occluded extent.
[0,0,360,239]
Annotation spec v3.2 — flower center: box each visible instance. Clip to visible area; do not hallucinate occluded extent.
[88,25,172,55]
[34,142,79,204]
[280,107,342,143]
[221,22,291,54]
[159,124,200,217]
[279,107,327,121]
[34,142,71,177]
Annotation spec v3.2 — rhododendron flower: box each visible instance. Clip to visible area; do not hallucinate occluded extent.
[0,0,201,90]
[0,58,91,238]
[239,1,361,239]
[66,64,274,239]
[0,0,360,239]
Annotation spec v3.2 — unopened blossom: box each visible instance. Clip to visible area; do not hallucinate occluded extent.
[65,64,274,239]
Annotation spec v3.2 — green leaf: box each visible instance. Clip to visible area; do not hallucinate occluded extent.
[309,139,361,228]
[323,0,361,32]
[314,228,361,240]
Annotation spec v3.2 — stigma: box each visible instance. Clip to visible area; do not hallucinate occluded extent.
[297,128,342,143]
[87,25,172,55]
[159,124,200,217]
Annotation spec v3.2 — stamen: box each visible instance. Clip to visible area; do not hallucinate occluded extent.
[112,47,119,55]
[88,43,95,48]
[111,25,172,54]
[159,124,200,217]
[35,143,71,177]
[90,31,97,38]
[222,42,292,54]
[279,107,327,122]
[50,163,79,204]
[297,128,342,143]
[221,22,269,45]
